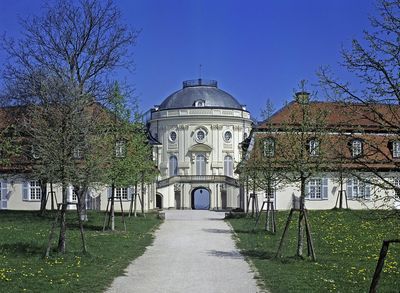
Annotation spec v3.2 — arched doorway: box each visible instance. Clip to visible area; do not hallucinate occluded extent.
[156,194,163,209]
[192,188,210,210]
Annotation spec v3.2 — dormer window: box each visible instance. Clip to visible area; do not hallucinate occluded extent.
[31,145,40,159]
[194,99,205,107]
[263,138,275,157]
[309,139,319,156]
[351,139,363,158]
[393,141,400,158]
[73,146,83,159]
[115,141,126,158]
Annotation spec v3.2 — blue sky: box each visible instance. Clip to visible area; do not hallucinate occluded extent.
[0,0,376,119]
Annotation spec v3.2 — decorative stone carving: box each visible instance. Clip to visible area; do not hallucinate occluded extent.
[174,184,181,191]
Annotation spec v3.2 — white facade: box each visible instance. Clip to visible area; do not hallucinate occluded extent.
[246,173,400,212]
[148,79,252,210]
[0,176,149,213]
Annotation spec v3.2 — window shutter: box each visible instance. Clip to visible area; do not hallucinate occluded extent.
[127,187,132,200]
[346,179,353,199]
[1,180,8,209]
[107,187,112,198]
[322,178,328,199]
[23,181,29,200]
[365,184,371,199]
[67,185,72,201]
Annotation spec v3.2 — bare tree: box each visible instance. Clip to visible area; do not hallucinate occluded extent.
[1,0,138,253]
[273,84,330,261]
[318,1,400,289]
[318,0,400,211]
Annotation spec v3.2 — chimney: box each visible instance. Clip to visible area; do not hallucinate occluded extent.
[295,91,310,104]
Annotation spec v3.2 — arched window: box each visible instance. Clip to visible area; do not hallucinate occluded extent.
[169,155,178,176]
[224,155,233,177]
[196,154,206,175]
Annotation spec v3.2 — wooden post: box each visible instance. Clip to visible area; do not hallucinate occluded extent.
[45,204,62,257]
[133,182,138,217]
[46,202,87,257]
[253,201,265,230]
[369,239,400,293]
[119,195,127,232]
[303,210,316,261]
[102,198,110,231]
[276,208,294,258]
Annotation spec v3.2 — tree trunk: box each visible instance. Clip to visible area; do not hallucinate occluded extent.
[141,175,145,215]
[50,182,55,210]
[111,183,115,230]
[39,179,48,216]
[134,182,138,217]
[296,176,306,258]
[76,186,88,222]
[57,185,68,253]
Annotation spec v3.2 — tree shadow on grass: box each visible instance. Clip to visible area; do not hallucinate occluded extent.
[0,242,45,256]
[232,229,259,234]
[241,248,314,264]
[240,249,275,260]
[67,223,104,231]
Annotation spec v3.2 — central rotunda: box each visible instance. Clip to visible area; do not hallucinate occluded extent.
[148,79,252,210]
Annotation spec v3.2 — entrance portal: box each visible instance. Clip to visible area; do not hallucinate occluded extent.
[156,194,163,209]
[192,188,210,210]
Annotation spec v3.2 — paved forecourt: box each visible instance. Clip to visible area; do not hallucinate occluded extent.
[106,210,263,293]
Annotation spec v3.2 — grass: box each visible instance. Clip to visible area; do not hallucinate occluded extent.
[228,210,400,293]
[0,210,162,292]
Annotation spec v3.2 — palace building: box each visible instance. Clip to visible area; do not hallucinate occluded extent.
[1,80,399,212]
[148,79,252,210]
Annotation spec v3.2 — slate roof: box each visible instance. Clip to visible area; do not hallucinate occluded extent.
[158,79,244,110]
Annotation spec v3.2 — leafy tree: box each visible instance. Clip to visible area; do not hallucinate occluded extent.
[102,83,156,230]
[1,0,137,253]
[240,99,284,230]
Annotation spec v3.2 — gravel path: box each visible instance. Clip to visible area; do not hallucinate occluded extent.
[105,210,262,293]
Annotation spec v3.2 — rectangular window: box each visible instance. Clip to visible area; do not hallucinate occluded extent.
[0,181,7,209]
[393,141,400,158]
[72,189,78,202]
[309,139,319,156]
[308,179,322,199]
[306,178,328,200]
[115,187,128,200]
[30,181,41,200]
[347,178,371,199]
[263,139,275,157]
[393,178,400,197]
[352,140,362,157]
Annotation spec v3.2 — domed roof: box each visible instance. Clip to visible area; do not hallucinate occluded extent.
[158,79,243,110]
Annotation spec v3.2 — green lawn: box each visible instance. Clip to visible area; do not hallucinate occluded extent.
[0,210,161,292]
[228,210,400,293]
